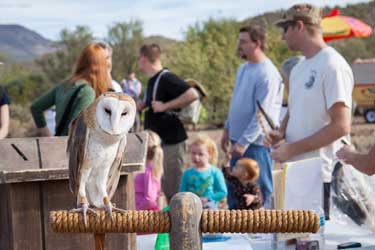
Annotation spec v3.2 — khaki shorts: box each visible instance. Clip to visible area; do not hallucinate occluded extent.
[161,141,187,200]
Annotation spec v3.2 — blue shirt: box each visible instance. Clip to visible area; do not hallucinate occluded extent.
[225,58,283,148]
[179,165,227,206]
[122,79,142,99]
[0,86,10,106]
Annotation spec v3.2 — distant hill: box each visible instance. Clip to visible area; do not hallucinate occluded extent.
[0,24,56,62]
[0,25,177,63]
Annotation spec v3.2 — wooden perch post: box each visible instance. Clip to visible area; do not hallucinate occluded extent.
[170,192,203,250]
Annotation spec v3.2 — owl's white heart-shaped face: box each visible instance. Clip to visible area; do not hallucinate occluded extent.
[96,95,136,135]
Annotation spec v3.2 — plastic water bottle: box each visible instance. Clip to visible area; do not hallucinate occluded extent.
[155,206,170,250]
[318,208,325,250]
[312,206,325,249]
[154,232,170,250]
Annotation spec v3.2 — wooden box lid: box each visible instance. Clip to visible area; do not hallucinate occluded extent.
[0,132,147,184]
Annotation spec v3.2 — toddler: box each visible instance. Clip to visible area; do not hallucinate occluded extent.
[223,157,263,209]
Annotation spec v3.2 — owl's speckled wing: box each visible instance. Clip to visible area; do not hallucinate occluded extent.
[106,135,127,199]
[67,113,89,196]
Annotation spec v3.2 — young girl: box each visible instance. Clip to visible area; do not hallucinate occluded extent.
[179,134,227,209]
[135,130,164,210]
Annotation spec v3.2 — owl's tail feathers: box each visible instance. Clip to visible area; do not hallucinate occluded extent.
[94,233,105,250]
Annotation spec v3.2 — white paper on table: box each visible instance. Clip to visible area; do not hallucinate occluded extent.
[276,157,324,241]
[136,234,252,250]
[283,157,323,210]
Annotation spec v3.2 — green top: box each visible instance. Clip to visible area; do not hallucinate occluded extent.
[31,79,95,136]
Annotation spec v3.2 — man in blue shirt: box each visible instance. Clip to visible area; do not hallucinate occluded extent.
[221,24,283,208]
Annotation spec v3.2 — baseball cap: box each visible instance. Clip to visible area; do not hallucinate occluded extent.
[275,3,322,27]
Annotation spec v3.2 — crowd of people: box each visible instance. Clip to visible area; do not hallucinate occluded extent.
[0,3,373,213]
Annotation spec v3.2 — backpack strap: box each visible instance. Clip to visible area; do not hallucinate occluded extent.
[0,86,4,102]
[55,84,86,136]
[152,69,169,101]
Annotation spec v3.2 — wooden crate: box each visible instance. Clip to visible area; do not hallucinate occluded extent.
[0,132,147,250]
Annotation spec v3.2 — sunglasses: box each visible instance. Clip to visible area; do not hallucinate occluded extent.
[281,21,296,33]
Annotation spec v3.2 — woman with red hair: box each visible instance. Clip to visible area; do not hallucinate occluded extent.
[31,42,112,136]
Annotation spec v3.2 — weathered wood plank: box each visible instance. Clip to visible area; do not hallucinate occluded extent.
[0,185,13,250]
[0,138,40,171]
[9,183,43,250]
[0,132,147,184]
[104,174,135,249]
[39,137,68,169]
[0,132,143,250]
[38,133,148,170]
[42,177,134,250]
[42,179,93,250]
[0,169,68,184]
[122,133,148,173]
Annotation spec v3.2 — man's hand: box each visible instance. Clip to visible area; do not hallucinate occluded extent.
[243,194,255,206]
[221,129,230,153]
[200,197,208,204]
[223,152,231,168]
[37,127,52,137]
[152,101,167,113]
[223,166,231,176]
[336,145,356,164]
[271,140,296,162]
[264,130,284,147]
[231,143,246,157]
[136,100,145,112]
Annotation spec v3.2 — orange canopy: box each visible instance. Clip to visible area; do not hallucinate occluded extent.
[322,9,372,42]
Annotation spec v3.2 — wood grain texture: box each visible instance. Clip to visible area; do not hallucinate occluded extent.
[0,132,144,250]
[0,185,13,250]
[8,183,43,250]
[39,137,68,169]
[0,138,39,171]
[170,192,202,250]
[41,177,134,250]
[0,132,147,184]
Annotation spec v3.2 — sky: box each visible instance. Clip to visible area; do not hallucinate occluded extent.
[0,0,370,41]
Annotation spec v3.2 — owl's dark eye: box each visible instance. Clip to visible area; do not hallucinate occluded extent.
[104,108,111,115]
[121,111,127,116]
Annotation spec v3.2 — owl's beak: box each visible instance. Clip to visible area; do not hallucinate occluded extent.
[111,111,122,135]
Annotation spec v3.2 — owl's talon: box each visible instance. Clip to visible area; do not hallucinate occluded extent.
[112,207,126,213]
[104,202,113,220]
[70,203,97,226]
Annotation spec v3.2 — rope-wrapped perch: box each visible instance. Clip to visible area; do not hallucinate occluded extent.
[50,209,319,234]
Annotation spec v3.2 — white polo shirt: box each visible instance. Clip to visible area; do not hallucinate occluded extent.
[286,46,354,182]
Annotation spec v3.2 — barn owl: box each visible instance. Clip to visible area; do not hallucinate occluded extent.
[68,92,136,225]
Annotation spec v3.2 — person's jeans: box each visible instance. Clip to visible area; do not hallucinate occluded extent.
[161,141,187,201]
[227,144,273,209]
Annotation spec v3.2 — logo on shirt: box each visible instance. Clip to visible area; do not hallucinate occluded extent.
[305,70,317,89]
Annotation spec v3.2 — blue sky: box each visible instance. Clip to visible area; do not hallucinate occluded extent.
[0,0,369,41]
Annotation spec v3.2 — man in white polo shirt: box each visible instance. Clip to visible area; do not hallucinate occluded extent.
[265,3,354,219]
